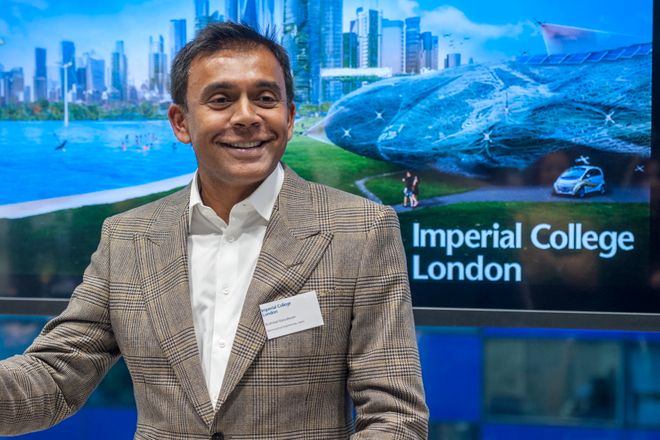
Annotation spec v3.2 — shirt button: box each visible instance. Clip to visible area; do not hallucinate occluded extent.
[222,288,230,295]
[218,339,227,348]
[226,235,235,243]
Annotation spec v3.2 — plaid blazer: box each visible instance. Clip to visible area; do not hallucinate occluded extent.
[0,166,428,439]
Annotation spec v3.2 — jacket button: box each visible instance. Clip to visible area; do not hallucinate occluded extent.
[211,433,224,440]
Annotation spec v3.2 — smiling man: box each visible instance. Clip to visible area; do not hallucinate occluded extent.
[0,23,428,439]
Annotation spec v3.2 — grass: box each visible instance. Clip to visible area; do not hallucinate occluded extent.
[0,189,180,278]
[364,170,483,205]
[292,116,323,134]
[282,136,400,194]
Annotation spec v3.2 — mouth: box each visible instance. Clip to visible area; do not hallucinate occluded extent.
[215,140,270,150]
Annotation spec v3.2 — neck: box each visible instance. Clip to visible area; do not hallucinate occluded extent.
[197,174,260,223]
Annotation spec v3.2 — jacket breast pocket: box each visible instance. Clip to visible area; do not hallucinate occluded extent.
[263,288,352,359]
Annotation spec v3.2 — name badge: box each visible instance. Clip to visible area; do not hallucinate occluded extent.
[259,291,324,339]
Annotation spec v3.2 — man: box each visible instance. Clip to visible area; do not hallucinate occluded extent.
[0,23,428,439]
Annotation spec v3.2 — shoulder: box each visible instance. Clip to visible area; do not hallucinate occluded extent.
[301,176,398,234]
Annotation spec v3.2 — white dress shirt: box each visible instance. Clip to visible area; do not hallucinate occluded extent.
[187,163,283,409]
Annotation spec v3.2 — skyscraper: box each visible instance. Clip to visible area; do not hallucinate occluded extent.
[0,66,7,106]
[111,41,128,101]
[76,66,86,101]
[320,0,343,101]
[445,53,461,68]
[195,0,221,35]
[85,52,106,103]
[342,32,358,68]
[241,0,259,30]
[259,0,280,35]
[34,48,47,101]
[7,68,25,104]
[321,0,342,68]
[225,0,239,22]
[382,19,404,74]
[195,0,210,32]
[170,19,187,63]
[356,8,382,68]
[225,0,279,33]
[420,31,438,70]
[149,35,168,97]
[404,17,421,73]
[283,0,321,103]
[60,41,76,94]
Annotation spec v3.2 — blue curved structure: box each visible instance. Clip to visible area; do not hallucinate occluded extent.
[322,44,651,177]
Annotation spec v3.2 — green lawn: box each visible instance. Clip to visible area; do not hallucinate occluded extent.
[0,189,181,277]
[364,170,483,205]
[282,136,399,194]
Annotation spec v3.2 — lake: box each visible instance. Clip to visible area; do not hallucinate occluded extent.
[0,120,197,204]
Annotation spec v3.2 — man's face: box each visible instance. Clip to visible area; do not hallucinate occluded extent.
[169,46,295,195]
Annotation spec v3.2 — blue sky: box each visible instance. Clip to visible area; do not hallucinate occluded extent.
[0,0,653,91]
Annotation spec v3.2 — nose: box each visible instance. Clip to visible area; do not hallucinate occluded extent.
[230,96,261,129]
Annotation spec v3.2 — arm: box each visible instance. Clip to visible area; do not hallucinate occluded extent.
[0,220,120,436]
[348,206,429,439]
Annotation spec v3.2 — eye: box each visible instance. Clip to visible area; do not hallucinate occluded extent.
[256,93,279,107]
[208,95,230,107]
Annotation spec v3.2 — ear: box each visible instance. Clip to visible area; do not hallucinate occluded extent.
[168,103,191,144]
[286,102,296,140]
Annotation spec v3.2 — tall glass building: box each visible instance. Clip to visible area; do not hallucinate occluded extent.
[33,48,47,101]
[382,19,404,74]
[404,16,421,74]
[148,35,168,97]
[111,40,128,101]
[283,0,321,103]
[85,53,105,103]
[321,0,343,102]
[170,19,187,64]
[60,40,76,94]
[356,7,382,68]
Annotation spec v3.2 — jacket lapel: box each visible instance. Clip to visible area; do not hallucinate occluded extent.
[134,187,215,427]
[216,167,333,408]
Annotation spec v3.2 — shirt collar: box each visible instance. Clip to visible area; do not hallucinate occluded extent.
[188,163,284,228]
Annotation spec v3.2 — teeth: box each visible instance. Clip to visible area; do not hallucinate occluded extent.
[227,141,261,149]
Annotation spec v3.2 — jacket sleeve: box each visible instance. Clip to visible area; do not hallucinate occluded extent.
[348,206,429,439]
[0,219,120,436]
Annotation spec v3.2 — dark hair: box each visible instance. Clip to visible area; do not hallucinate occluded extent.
[170,22,294,110]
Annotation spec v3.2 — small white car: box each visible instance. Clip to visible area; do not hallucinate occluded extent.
[553,166,606,197]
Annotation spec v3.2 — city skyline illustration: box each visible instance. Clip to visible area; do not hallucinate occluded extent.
[0,0,652,106]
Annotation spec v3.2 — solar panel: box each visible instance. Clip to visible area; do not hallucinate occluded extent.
[620,45,641,58]
[602,47,626,61]
[564,53,591,64]
[586,51,608,62]
[545,54,569,64]
[637,43,653,55]
[516,43,651,66]
[527,54,549,64]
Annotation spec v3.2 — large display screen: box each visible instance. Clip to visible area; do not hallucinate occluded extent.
[0,0,657,324]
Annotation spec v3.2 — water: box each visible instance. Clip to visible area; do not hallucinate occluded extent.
[0,120,197,204]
